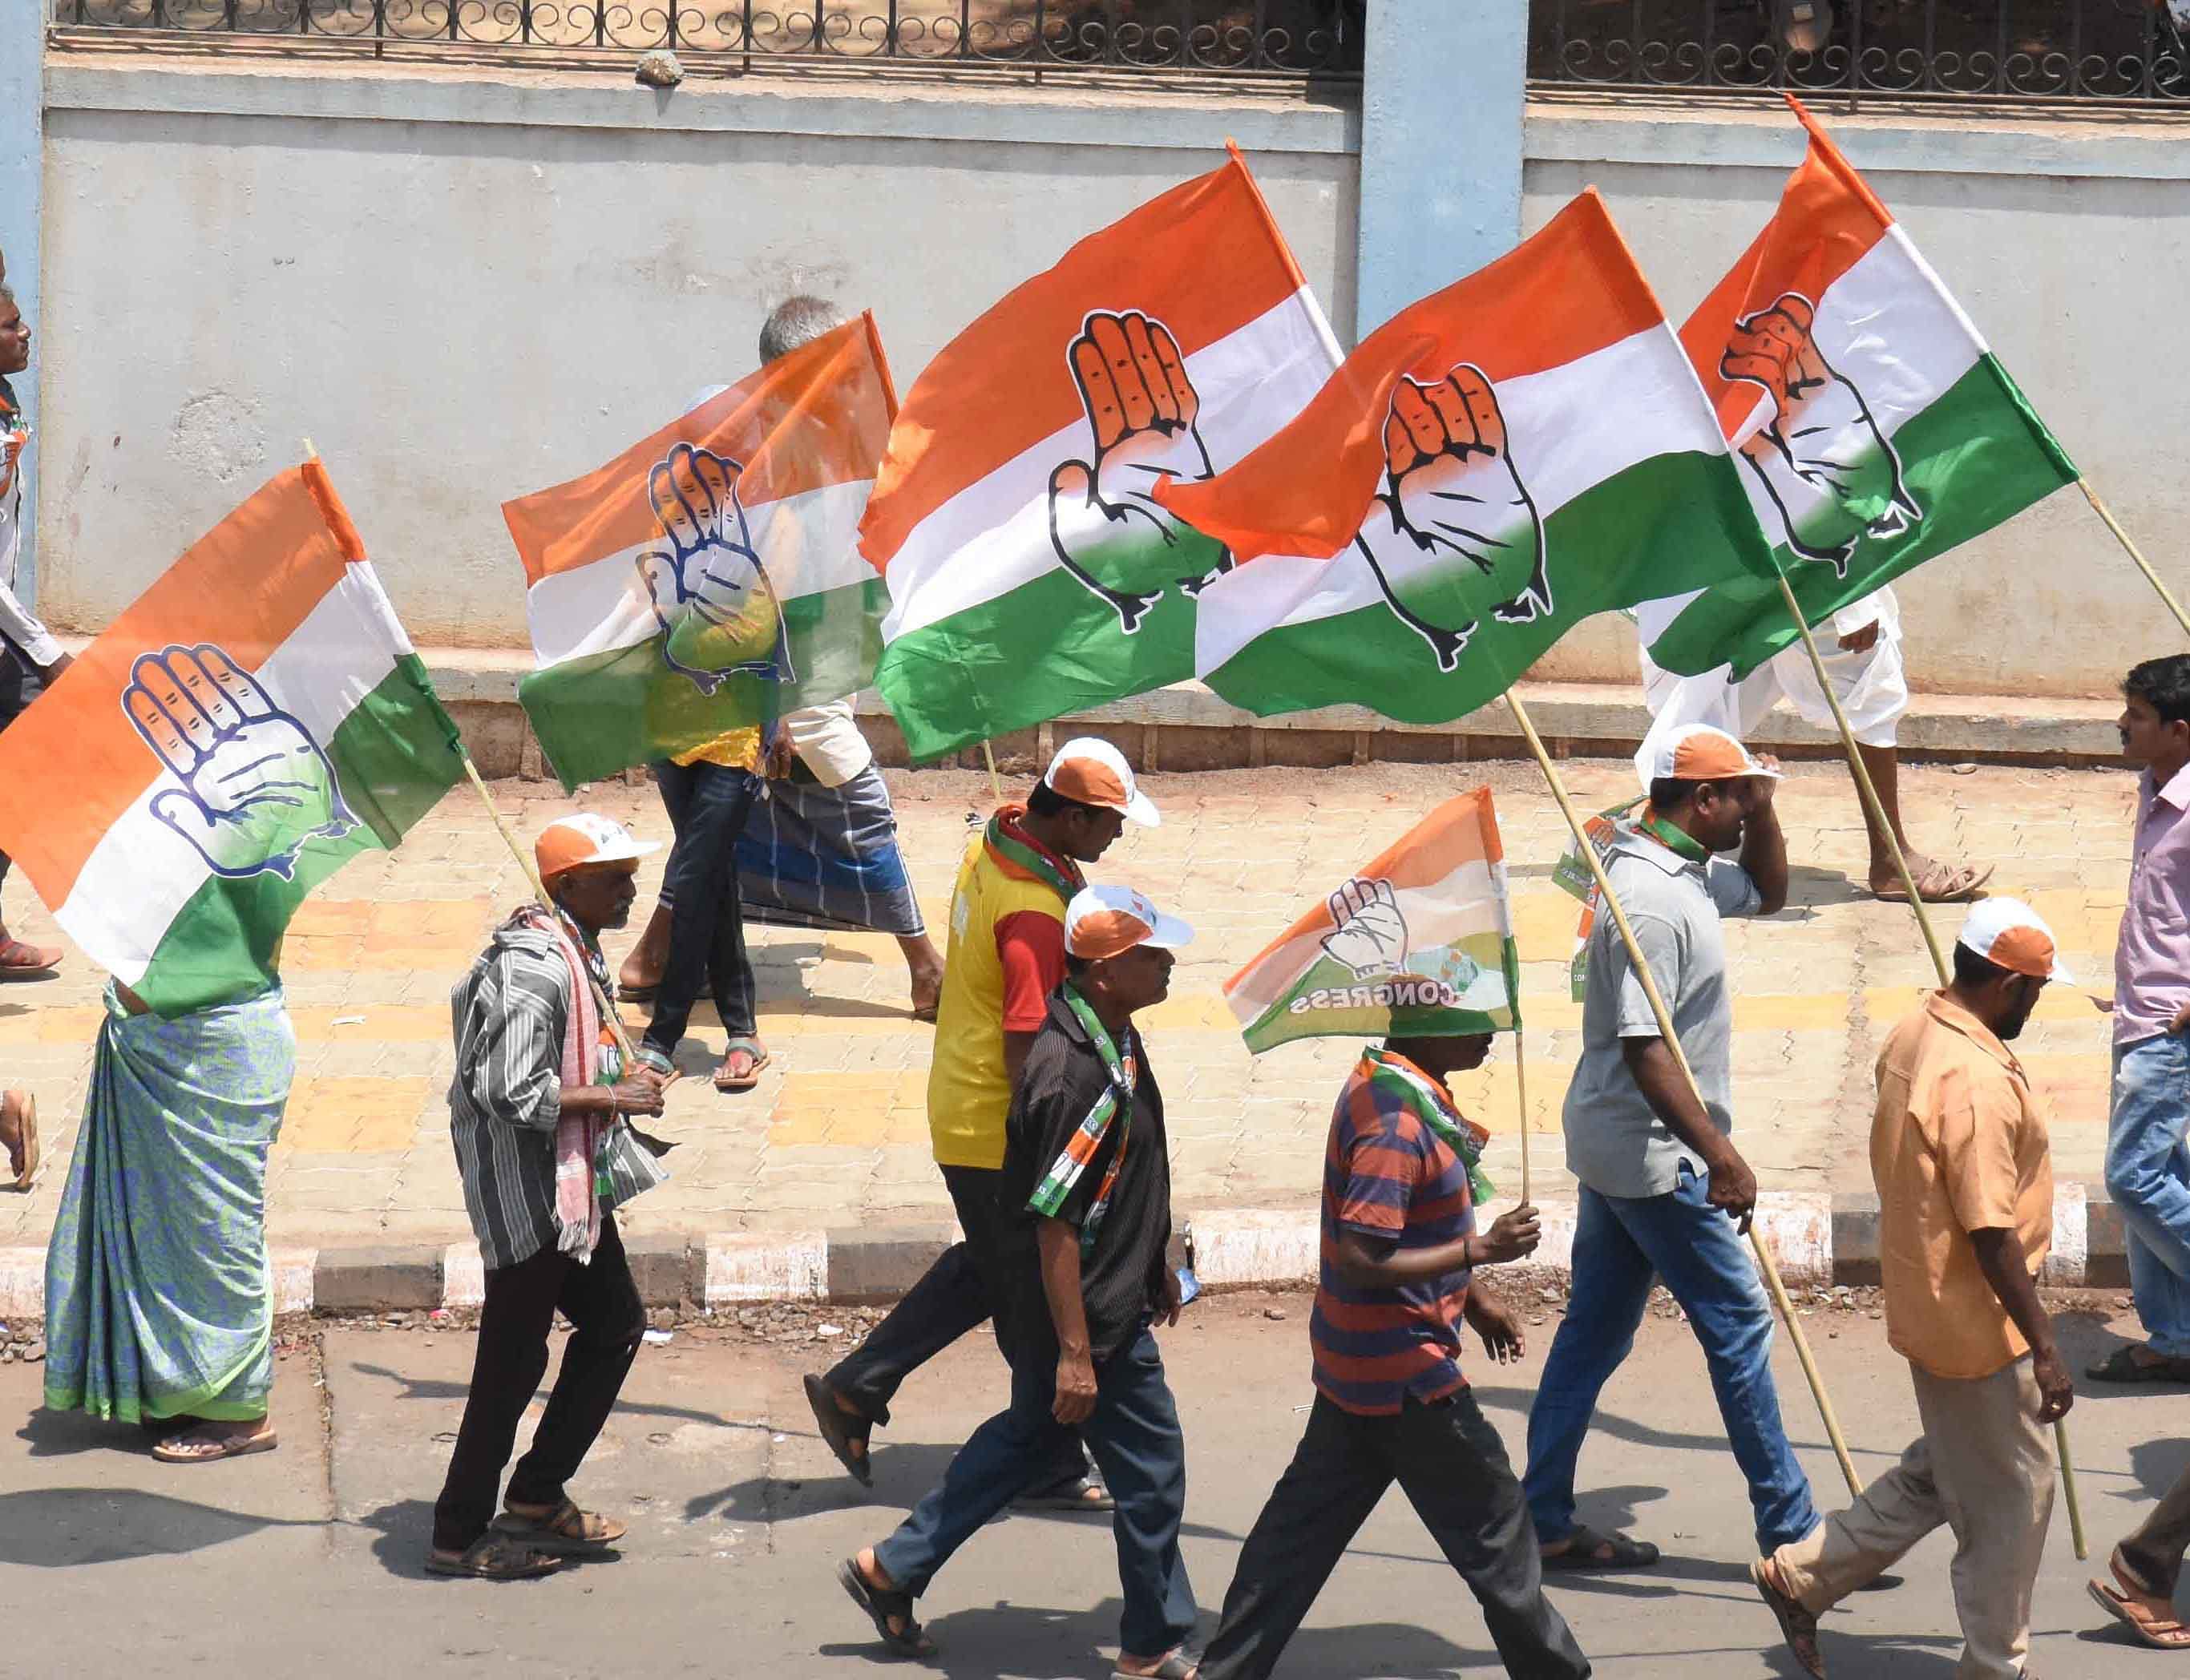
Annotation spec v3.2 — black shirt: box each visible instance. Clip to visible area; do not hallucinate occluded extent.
[996,987,1174,1364]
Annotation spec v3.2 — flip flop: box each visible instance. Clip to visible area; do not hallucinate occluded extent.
[1873,861,1993,905]
[0,937,59,977]
[2089,1578,2190,1650]
[152,1426,279,1464]
[804,1373,874,1488]
[2087,1346,2190,1383]
[2,1089,34,1191]
[491,1496,627,1554]
[424,1533,563,1581]
[837,1557,936,1658]
[1751,1558,1826,1677]
[1012,1474,1115,1513]
[713,1038,770,1093]
[1112,1650,1198,1679]
[617,983,658,1004]
[1540,1524,1661,1571]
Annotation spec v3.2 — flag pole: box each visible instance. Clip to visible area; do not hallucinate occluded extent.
[1772,571,2087,1555]
[2081,478,2190,641]
[1513,1026,1533,1207]
[1506,690,1864,1498]
[980,740,1003,804]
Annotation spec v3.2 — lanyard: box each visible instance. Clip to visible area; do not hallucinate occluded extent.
[984,809,1084,904]
[1027,984,1140,1258]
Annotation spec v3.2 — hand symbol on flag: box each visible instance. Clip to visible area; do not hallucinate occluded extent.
[1722,293,1921,576]
[1321,876,1409,979]
[1047,311,1231,636]
[124,644,356,882]
[1352,366,1549,673]
[635,442,791,696]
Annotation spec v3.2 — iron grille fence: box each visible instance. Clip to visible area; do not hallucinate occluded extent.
[52,0,1366,79]
[1529,0,2190,107]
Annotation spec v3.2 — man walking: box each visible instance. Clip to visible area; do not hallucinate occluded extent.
[2090,654,2190,1383]
[1199,1029,1590,1680]
[838,885,1199,1677]
[803,737,1154,1509]
[1523,724,1820,1569]
[2088,1468,2190,1650]
[428,815,670,1580]
[1754,899,2072,1678]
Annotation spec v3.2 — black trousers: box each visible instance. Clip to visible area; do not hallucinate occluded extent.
[1199,1391,1591,1680]
[431,1213,646,1553]
[822,1164,1083,1488]
[0,647,41,886]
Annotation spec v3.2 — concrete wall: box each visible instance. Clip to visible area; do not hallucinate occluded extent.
[1521,106,2190,700]
[35,63,1359,648]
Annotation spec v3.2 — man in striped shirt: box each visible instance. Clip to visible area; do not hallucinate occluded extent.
[428,815,671,1581]
[1198,1032,1590,1679]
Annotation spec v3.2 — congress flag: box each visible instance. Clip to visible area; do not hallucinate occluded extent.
[1162,191,1776,722]
[507,314,896,790]
[1644,96,2077,680]
[1224,789,1521,1054]
[859,152,1342,759]
[0,462,465,1016]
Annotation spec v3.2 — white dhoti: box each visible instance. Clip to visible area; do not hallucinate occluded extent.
[1634,587,1908,786]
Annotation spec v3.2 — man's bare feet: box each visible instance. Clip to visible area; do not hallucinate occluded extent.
[0,1088,35,1190]
[898,933,943,1023]
[617,903,672,998]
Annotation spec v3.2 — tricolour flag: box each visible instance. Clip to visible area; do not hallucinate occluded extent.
[507,314,896,790]
[1223,788,1520,1054]
[0,462,465,1016]
[1159,190,1776,721]
[1643,95,2077,680]
[859,151,1342,759]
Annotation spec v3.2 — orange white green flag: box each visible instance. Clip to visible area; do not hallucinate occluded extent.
[1158,190,1776,721]
[1643,95,2077,680]
[859,151,1342,759]
[1223,788,1520,1055]
[506,314,896,790]
[0,462,465,1017]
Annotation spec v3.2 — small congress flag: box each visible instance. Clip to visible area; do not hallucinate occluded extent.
[1224,788,1521,1054]
[1644,95,2077,681]
[506,313,896,790]
[859,149,1342,759]
[1159,190,1776,723]
[0,462,464,1016]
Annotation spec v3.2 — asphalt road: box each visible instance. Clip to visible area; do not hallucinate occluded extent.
[0,1289,2177,1678]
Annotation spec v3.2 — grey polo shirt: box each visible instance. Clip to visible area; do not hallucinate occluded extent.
[1562,826,1763,1201]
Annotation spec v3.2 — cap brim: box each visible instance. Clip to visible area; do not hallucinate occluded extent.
[586,841,662,865]
[2049,957,2075,983]
[1142,911,1194,949]
[1123,789,1160,827]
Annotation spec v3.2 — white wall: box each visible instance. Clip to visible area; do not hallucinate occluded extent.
[36,64,1358,648]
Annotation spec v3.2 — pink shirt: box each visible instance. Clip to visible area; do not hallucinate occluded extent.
[2116,763,2190,1045]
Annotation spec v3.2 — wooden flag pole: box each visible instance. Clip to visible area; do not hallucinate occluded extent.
[1506,691,1863,1498]
[1513,1026,1533,1207]
[1773,571,2087,1557]
[2083,479,2190,641]
[980,740,1004,804]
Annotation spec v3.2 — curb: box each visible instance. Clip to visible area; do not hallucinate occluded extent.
[0,1183,2131,1320]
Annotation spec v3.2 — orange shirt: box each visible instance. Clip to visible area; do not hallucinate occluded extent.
[1871,991,2053,1380]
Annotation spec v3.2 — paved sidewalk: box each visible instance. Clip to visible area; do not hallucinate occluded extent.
[0,757,2134,1252]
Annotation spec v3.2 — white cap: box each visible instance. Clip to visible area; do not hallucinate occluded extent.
[1638,724,1783,791]
[535,814,661,881]
[1065,884,1194,961]
[1043,736,1159,827]
[1958,897,2074,983]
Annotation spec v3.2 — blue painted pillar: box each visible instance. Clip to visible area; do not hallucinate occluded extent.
[1355,0,1529,340]
[0,6,39,607]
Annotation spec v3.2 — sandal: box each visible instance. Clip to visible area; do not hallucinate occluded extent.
[1873,860,1992,905]
[1540,1523,1661,1571]
[837,1556,937,1658]
[713,1037,770,1093]
[1751,1558,1826,1677]
[2,1089,34,1191]
[424,1533,564,1581]
[0,936,58,977]
[152,1425,279,1464]
[492,1496,627,1553]
[1013,1474,1115,1513]
[2087,1346,2190,1383]
[1113,1651,1198,1679]
[804,1373,874,1488]
[2090,1579,2190,1650]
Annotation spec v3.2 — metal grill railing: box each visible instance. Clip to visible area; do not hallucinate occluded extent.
[52,0,1366,80]
[1529,0,2190,107]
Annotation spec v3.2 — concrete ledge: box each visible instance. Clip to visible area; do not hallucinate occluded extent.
[624,1233,702,1306]
[826,1225,960,1304]
[313,1245,442,1312]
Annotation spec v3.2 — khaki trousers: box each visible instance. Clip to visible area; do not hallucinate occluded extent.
[1771,1355,2055,1678]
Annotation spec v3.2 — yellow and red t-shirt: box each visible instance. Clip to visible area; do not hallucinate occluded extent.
[926,808,1083,1170]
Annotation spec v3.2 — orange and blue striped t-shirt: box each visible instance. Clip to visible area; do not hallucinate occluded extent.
[1310,1049,1478,1415]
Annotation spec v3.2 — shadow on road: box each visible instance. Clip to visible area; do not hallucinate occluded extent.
[0,1487,319,1566]
[350,1496,632,1581]
[347,1361,777,1436]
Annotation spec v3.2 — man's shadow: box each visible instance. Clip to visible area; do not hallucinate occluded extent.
[0,1486,319,1566]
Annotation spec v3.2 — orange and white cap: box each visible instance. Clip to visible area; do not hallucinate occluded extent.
[1958,897,2074,983]
[1044,736,1159,827]
[1638,724,1783,790]
[535,814,661,882]
[1065,884,1194,961]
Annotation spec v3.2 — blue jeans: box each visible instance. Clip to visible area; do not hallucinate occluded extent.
[643,760,761,1060]
[1524,1163,1820,1553]
[875,1323,1197,1658]
[2107,1033,2190,1358]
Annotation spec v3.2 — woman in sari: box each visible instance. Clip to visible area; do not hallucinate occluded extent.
[41,980,294,1462]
